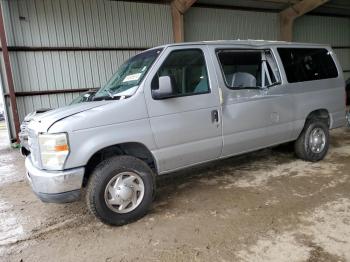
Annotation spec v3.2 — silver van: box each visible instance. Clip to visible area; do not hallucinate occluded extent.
[25,40,346,225]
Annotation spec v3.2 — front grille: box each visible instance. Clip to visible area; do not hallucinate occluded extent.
[19,121,29,140]
[28,129,41,168]
[20,120,29,133]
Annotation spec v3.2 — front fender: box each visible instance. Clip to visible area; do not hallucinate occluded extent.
[64,119,157,169]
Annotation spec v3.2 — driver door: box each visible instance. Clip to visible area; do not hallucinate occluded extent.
[143,46,222,174]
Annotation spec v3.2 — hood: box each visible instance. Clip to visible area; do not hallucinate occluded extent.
[24,108,52,122]
[48,92,149,133]
[28,101,111,133]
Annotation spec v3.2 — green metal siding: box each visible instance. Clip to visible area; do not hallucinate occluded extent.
[185,7,279,42]
[294,15,350,79]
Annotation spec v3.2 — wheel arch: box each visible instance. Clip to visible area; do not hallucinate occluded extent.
[83,142,158,187]
[296,108,330,138]
[305,109,330,126]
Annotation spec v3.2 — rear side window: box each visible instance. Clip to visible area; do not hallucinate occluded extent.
[217,51,261,88]
[277,48,338,83]
[216,49,281,89]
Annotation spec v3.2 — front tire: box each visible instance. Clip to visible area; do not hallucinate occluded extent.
[86,155,155,226]
[294,118,329,162]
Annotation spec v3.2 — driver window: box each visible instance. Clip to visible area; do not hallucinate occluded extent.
[152,49,210,96]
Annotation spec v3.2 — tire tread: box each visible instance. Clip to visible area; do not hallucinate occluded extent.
[294,118,329,162]
[86,155,154,226]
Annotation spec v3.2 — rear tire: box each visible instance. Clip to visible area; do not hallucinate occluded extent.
[294,118,329,162]
[86,155,155,226]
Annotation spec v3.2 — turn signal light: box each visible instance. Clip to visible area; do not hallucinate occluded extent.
[55,144,69,152]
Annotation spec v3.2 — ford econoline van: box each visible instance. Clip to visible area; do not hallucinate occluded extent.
[25,40,346,225]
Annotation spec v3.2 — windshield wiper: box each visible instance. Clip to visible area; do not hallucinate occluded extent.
[106,89,114,98]
[266,81,281,88]
[92,95,131,101]
[93,95,119,101]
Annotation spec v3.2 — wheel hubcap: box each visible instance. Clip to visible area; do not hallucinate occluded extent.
[104,172,145,214]
[309,127,326,153]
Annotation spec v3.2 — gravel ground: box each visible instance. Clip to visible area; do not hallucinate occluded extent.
[1,124,350,262]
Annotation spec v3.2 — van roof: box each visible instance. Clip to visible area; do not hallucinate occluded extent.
[154,40,330,49]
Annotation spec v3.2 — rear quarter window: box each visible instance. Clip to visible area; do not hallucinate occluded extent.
[277,48,338,83]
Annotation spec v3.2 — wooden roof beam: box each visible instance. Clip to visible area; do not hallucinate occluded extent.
[171,0,196,42]
[279,0,329,41]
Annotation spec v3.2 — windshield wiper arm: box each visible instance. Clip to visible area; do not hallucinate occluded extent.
[93,95,118,101]
[266,81,281,88]
[106,89,114,98]
[92,95,131,101]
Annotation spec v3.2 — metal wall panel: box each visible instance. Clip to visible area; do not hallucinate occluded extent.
[0,53,8,93]
[184,7,279,41]
[294,15,350,81]
[11,49,139,121]
[294,15,350,46]
[5,0,173,47]
[0,0,173,135]
[15,92,86,121]
[10,50,139,93]
[344,72,350,80]
[334,49,350,71]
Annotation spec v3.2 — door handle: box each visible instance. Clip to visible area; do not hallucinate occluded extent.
[211,110,219,123]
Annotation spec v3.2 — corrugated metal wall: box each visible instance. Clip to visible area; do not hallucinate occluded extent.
[294,15,350,79]
[185,7,279,41]
[10,49,141,119]
[3,0,172,47]
[0,0,173,139]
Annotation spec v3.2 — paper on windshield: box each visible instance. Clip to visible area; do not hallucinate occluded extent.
[122,73,142,82]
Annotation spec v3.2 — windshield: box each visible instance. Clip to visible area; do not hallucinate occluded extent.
[94,48,162,100]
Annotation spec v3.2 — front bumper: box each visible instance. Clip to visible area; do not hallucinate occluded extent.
[25,156,85,203]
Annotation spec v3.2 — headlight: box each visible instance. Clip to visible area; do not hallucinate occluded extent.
[38,133,69,170]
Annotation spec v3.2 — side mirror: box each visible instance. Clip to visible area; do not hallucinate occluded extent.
[152,76,174,99]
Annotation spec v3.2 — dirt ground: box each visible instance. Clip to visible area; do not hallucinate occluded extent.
[1,123,350,262]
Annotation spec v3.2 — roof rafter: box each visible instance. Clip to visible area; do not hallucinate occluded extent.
[279,0,329,41]
[171,0,197,42]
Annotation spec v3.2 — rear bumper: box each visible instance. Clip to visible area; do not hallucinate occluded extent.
[25,157,85,203]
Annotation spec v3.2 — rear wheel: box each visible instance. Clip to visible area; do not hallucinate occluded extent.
[294,118,329,162]
[86,155,154,226]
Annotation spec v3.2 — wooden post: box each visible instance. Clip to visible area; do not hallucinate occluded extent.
[280,10,296,42]
[171,0,197,43]
[279,0,329,41]
[0,3,20,142]
[171,2,184,43]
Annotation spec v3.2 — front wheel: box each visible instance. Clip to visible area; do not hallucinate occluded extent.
[86,155,155,226]
[294,118,329,162]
